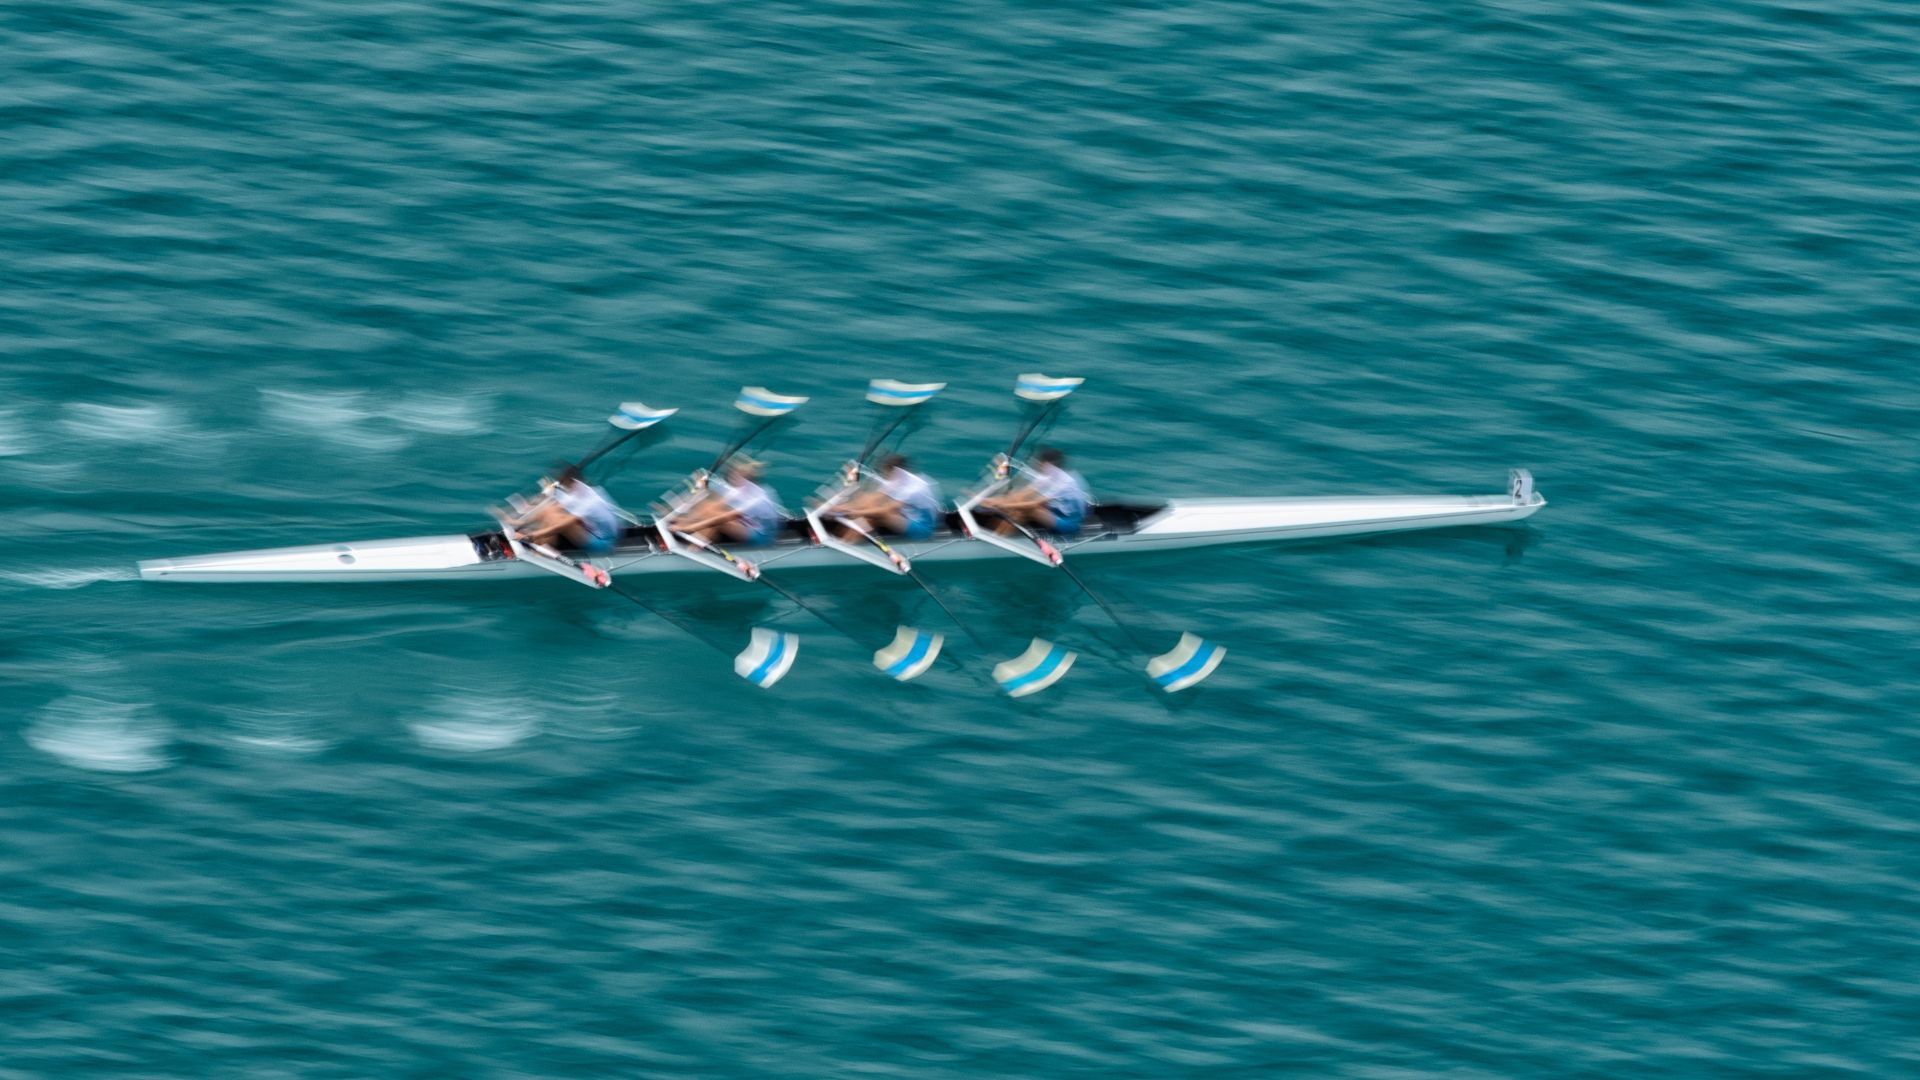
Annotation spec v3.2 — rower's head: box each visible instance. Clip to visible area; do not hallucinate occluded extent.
[880,454,910,476]
[727,456,766,482]
[1034,447,1067,469]
[555,463,586,487]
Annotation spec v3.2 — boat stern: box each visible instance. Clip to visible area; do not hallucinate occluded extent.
[138,534,492,583]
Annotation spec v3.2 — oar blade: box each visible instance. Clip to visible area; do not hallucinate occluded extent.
[1145,633,1225,693]
[1014,373,1084,402]
[734,627,799,689]
[609,402,677,431]
[993,638,1077,697]
[873,627,944,681]
[735,386,809,417]
[866,379,947,407]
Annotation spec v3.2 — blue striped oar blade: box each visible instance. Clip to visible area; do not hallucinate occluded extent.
[608,402,677,430]
[1013,373,1084,402]
[733,627,799,688]
[865,379,947,407]
[735,386,809,417]
[872,627,943,681]
[992,638,1077,698]
[1145,633,1225,693]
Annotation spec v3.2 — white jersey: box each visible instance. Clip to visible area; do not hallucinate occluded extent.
[552,481,621,537]
[717,478,783,530]
[1029,464,1089,515]
[878,468,942,515]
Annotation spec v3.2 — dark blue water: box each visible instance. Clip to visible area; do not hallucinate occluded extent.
[3,1,1917,1075]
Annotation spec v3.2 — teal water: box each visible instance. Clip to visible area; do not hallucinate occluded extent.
[4,1,1917,1074]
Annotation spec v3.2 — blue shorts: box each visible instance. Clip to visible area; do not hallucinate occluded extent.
[900,506,937,540]
[742,521,776,546]
[581,515,620,554]
[1048,504,1084,535]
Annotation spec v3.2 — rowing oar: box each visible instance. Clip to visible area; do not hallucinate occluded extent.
[705,532,940,685]
[578,402,678,472]
[1003,373,1084,460]
[660,520,940,685]
[990,511,1224,694]
[800,379,979,680]
[848,378,978,642]
[710,386,808,471]
[743,545,954,684]
[855,378,946,466]
[602,577,805,689]
[830,514,991,654]
[974,373,1222,694]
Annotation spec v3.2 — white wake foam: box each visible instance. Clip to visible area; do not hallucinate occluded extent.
[0,566,138,590]
[25,696,173,773]
[409,693,540,752]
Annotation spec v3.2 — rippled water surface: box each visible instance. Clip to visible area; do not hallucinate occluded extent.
[4,1,1917,1075]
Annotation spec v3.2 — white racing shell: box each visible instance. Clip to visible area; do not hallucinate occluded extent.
[138,483,1545,584]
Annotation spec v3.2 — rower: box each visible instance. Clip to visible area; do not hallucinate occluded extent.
[669,456,786,546]
[504,463,625,554]
[979,447,1090,536]
[829,454,944,542]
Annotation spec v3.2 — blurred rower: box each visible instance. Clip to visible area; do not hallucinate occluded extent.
[669,456,786,546]
[980,447,1090,536]
[507,463,624,554]
[830,454,944,541]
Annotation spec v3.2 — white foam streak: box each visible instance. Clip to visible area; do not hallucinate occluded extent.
[259,389,410,451]
[59,402,185,442]
[25,696,172,773]
[0,409,27,457]
[0,566,138,590]
[409,693,540,752]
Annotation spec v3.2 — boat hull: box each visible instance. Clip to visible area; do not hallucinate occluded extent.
[137,492,1545,584]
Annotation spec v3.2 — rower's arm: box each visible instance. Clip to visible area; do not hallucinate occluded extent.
[676,504,745,530]
[989,486,1047,510]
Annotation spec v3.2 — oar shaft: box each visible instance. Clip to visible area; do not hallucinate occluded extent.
[905,567,991,650]
[608,583,735,657]
[857,411,914,467]
[1057,561,1152,653]
[710,415,782,472]
[758,577,873,646]
[1004,400,1063,461]
[996,514,1152,652]
[578,425,645,471]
